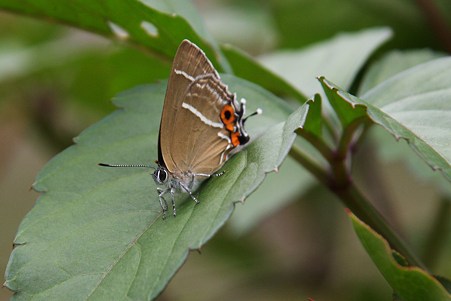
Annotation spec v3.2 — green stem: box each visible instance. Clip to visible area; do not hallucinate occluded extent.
[333,177,427,270]
[323,117,340,143]
[336,117,368,161]
[292,121,427,270]
[295,128,333,162]
[289,144,329,185]
[421,196,451,268]
[416,0,451,53]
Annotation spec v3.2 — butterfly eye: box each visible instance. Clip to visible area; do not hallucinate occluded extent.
[154,168,168,184]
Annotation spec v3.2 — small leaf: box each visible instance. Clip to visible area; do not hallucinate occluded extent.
[319,77,368,128]
[370,128,451,197]
[302,94,323,137]
[319,56,451,181]
[259,27,392,97]
[5,75,306,300]
[359,51,451,193]
[362,57,451,181]
[349,212,451,301]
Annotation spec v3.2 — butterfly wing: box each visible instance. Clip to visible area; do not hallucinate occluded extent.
[159,40,232,177]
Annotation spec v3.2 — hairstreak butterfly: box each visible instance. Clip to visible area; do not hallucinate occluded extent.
[100,40,261,218]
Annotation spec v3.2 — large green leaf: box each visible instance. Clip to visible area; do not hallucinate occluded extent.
[221,44,307,103]
[259,27,392,97]
[361,57,451,181]
[5,75,306,300]
[370,128,451,197]
[228,94,324,234]
[358,50,450,194]
[229,156,314,234]
[319,56,451,181]
[359,49,445,95]
[349,212,451,301]
[0,0,228,70]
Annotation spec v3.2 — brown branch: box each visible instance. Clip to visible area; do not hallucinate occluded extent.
[416,0,451,53]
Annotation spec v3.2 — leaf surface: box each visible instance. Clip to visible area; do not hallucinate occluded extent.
[259,28,392,97]
[0,0,228,70]
[5,75,307,300]
[350,212,451,301]
[319,56,451,181]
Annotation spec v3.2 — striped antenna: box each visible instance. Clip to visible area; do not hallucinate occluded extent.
[98,163,155,169]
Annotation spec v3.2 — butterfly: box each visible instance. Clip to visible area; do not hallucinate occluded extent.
[100,40,261,218]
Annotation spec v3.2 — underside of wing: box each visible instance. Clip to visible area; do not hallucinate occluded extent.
[169,76,235,176]
[159,40,229,175]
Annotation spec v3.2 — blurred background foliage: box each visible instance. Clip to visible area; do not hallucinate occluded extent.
[0,0,450,300]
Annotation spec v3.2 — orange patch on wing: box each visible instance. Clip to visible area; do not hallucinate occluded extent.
[231,132,240,147]
[220,105,236,132]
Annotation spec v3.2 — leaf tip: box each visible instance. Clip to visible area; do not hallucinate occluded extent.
[12,241,26,249]
[189,246,202,255]
[31,181,47,193]
[73,136,80,143]
[2,279,16,293]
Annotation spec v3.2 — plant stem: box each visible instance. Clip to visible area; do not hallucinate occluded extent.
[416,0,451,53]
[333,178,427,270]
[292,124,427,270]
[295,129,333,162]
[421,196,451,268]
[289,144,329,185]
[336,117,367,161]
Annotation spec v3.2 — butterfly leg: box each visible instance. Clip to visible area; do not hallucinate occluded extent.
[194,171,225,179]
[180,182,199,205]
[213,170,225,177]
[170,187,177,217]
[157,188,169,219]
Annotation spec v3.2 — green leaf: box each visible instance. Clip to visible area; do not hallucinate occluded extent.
[229,94,328,234]
[0,0,228,71]
[5,75,306,300]
[229,156,314,234]
[319,56,451,181]
[370,128,451,197]
[349,212,451,301]
[302,94,323,137]
[359,49,445,95]
[319,77,368,129]
[361,57,451,181]
[221,44,307,103]
[259,27,392,97]
[203,3,277,52]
